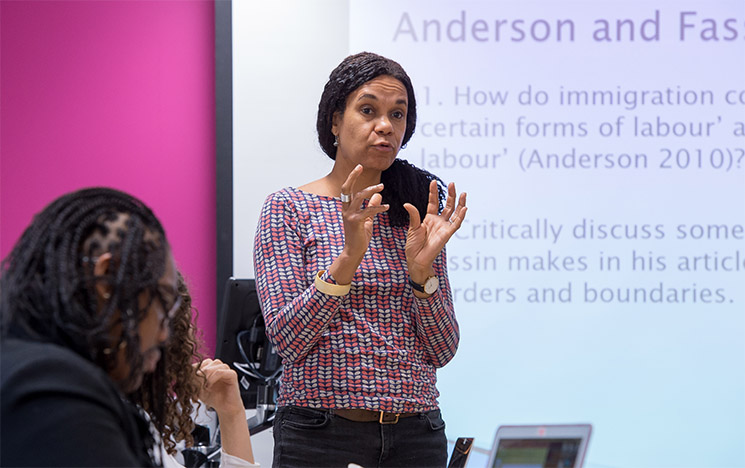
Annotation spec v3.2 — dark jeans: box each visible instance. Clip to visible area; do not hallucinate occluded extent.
[272,406,448,468]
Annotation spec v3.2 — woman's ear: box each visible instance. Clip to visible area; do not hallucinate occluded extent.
[93,252,113,300]
[331,111,341,135]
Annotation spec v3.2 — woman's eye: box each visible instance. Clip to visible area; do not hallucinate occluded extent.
[361,107,373,115]
[392,111,405,120]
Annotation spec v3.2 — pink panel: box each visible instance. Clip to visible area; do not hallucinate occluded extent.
[0,0,217,353]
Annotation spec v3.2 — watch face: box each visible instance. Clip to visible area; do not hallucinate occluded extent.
[424,276,439,294]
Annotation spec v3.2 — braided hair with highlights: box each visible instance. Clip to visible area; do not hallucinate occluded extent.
[316,51,445,226]
[0,187,168,393]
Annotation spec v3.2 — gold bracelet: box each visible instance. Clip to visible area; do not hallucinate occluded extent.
[314,270,351,296]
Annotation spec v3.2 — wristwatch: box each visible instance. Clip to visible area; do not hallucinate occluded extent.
[410,275,439,295]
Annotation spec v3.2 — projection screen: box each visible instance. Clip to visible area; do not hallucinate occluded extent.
[228,1,745,466]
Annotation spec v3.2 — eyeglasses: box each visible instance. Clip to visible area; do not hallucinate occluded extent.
[154,286,183,330]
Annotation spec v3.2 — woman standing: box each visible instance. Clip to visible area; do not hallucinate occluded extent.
[254,52,467,467]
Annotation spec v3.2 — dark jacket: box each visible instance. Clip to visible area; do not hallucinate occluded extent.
[0,337,155,467]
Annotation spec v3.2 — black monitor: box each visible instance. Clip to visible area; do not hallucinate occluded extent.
[215,278,281,409]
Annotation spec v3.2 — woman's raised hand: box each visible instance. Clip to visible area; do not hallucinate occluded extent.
[403,180,467,280]
[331,165,390,284]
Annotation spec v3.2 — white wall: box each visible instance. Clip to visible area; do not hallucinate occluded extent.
[233,0,349,278]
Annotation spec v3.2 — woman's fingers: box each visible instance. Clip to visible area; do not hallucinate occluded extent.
[456,191,467,217]
[418,182,467,235]
[195,358,222,372]
[445,192,468,231]
[440,183,457,219]
[340,164,363,204]
[342,182,387,219]
[450,196,468,229]
[339,165,386,215]
[436,183,466,226]
[404,203,421,230]
[369,192,382,206]
[205,367,237,388]
[362,192,389,216]
[426,180,439,216]
[195,359,235,386]
[355,183,384,204]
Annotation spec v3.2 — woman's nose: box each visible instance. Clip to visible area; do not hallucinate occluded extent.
[375,116,393,134]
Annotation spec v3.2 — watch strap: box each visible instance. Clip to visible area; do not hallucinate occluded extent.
[410,275,438,294]
[409,277,426,293]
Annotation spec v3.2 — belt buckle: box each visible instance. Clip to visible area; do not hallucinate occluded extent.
[379,411,400,425]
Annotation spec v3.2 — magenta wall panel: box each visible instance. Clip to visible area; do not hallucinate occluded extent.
[1,0,218,352]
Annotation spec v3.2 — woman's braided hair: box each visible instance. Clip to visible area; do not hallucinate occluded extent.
[317,51,445,226]
[136,272,205,455]
[0,187,168,392]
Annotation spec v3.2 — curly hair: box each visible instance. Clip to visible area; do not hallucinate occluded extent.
[0,187,168,392]
[135,272,205,455]
[316,51,445,226]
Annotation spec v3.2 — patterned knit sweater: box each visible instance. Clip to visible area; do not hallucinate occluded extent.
[253,187,459,412]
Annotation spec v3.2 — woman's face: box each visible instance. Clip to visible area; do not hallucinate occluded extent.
[332,75,408,174]
[109,250,179,392]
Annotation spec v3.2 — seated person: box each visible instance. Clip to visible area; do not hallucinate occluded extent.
[0,187,256,467]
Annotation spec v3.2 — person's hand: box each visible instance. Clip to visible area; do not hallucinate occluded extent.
[194,359,244,417]
[196,359,255,464]
[404,180,467,283]
[332,165,390,283]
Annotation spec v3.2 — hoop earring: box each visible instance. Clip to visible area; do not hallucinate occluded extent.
[401,143,407,150]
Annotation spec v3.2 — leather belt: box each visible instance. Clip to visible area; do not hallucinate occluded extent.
[334,408,419,425]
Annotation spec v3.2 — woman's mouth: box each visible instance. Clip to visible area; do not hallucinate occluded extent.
[372,141,395,152]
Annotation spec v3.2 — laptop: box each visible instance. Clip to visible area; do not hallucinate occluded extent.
[486,424,592,468]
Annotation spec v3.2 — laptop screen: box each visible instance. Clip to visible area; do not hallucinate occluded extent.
[487,425,591,468]
[492,438,582,468]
